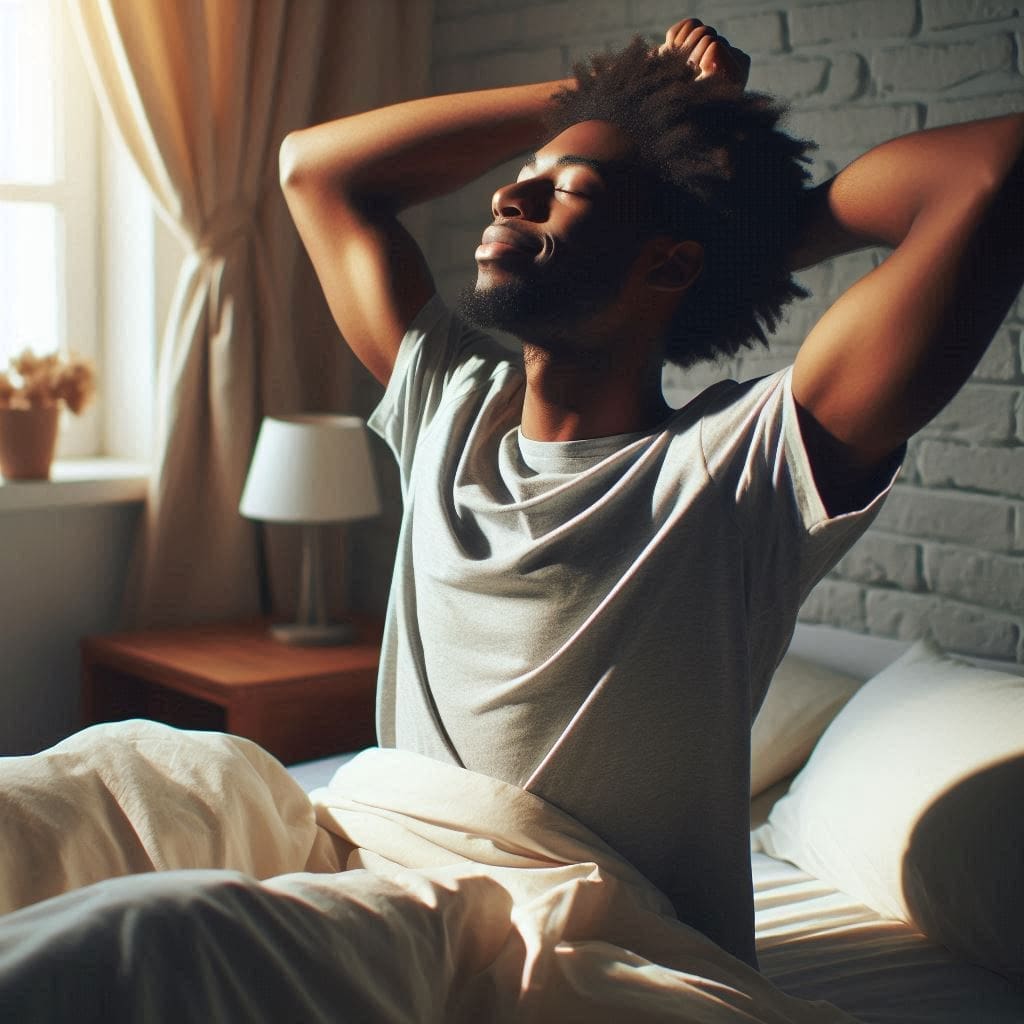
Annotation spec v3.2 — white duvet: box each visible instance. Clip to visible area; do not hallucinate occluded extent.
[0,721,856,1022]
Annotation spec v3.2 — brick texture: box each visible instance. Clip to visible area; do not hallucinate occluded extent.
[922,0,1019,31]
[921,384,1018,443]
[924,546,1024,613]
[875,36,1015,95]
[865,590,1020,659]
[789,0,919,46]
[834,533,923,590]
[874,487,1016,551]
[425,0,1024,666]
[796,579,868,630]
[916,439,1024,497]
[973,327,1019,381]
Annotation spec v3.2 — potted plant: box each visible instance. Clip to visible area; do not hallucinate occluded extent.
[0,349,96,480]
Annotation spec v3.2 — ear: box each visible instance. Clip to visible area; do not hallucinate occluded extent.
[645,240,703,293]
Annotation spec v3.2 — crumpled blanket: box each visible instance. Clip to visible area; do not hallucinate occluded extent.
[0,721,858,1023]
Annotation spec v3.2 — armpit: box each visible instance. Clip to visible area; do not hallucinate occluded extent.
[794,399,905,518]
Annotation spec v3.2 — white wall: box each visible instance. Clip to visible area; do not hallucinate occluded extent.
[427,0,1024,665]
[0,502,140,754]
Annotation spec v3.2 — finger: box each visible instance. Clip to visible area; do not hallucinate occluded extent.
[681,23,716,53]
[664,18,702,48]
[690,34,717,68]
[663,18,704,52]
[695,39,717,79]
[697,39,736,79]
[674,26,716,67]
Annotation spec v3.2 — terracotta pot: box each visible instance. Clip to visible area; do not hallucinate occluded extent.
[0,405,61,480]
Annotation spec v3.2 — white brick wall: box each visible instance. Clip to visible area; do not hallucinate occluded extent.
[427,0,1024,665]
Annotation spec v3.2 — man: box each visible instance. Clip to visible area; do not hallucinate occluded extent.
[0,18,1020,1020]
[280,18,1022,966]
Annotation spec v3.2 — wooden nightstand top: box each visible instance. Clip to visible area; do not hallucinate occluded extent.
[81,616,384,764]
[81,616,384,700]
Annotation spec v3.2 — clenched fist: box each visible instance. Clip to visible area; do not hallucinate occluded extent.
[659,18,751,93]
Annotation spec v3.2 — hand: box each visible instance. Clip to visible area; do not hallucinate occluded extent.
[659,18,750,93]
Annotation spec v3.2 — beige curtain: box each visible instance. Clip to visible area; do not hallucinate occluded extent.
[68,0,433,626]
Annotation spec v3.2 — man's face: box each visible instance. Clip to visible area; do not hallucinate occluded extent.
[458,120,646,347]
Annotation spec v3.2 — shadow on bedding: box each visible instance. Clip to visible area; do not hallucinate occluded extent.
[901,755,1024,991]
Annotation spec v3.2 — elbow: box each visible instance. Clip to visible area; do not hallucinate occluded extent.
[278,127,362,204]
[967,158,1008,206]
[279,130,308,193]
[963,115,1024,202]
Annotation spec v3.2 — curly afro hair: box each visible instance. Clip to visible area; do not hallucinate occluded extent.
[546,37,815,368]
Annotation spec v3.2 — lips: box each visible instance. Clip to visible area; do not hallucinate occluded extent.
[476,223,542,262]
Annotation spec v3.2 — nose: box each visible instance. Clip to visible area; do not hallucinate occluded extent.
[491,178,547,221]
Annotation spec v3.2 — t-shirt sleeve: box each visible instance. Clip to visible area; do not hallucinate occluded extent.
[367,294,512,489]
[699,365,904,604]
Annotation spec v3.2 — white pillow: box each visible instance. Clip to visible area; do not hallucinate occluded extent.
[750,653,862,797]
[753,638,1024,985]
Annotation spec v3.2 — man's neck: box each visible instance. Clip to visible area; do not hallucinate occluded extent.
[519,343,671,442]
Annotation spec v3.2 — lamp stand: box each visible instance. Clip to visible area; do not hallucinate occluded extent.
[270,523,358,646]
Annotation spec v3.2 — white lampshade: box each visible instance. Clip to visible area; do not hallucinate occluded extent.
[240,415,381,524]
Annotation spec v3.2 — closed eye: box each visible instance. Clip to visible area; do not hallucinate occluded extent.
[554,187,589,199]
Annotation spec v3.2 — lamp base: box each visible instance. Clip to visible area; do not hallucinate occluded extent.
[269,620,359,647]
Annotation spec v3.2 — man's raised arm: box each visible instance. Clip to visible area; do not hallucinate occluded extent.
[787,111,1024,509]
[279,80,571,385]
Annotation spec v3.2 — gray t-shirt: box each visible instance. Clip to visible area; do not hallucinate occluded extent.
[368,295,899,966]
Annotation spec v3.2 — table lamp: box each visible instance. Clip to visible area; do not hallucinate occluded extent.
[240,414,381,646]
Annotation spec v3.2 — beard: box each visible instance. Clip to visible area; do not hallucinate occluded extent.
[456,237,638,350]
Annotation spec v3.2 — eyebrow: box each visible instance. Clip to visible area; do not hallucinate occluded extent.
[520,152,627,177]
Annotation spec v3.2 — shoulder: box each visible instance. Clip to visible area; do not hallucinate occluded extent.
[369,293,523,456]
[695,368,790,457]
[392,294,522,392]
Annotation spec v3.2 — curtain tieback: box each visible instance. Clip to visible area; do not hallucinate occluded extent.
[196,202,259,257]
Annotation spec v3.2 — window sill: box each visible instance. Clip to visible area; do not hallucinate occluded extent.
[0,458,149,512]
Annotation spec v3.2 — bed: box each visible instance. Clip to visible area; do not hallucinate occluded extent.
[287,623,1024,1023]
[3,624,1019,1020]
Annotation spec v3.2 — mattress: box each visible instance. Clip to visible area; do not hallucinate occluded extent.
[287,749,359,792]
[753,852,1024,1023]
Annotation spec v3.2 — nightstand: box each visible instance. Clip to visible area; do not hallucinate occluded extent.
[80,617,382,765]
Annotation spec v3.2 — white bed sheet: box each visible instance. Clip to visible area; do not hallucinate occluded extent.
[753,852,1024,1023]
[288,754,1023,1023]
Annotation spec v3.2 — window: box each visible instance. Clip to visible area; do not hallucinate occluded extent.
[0,0,100,456]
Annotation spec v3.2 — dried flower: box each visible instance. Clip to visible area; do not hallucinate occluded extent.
[0,349,96,414]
